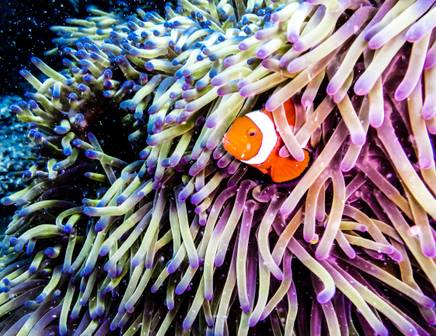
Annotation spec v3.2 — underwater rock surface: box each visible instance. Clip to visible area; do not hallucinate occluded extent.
[0,1,435,335]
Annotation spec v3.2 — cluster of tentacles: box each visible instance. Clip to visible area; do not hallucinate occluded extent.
[0,0,435,335]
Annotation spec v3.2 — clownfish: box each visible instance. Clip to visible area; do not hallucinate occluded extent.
[223,99,310,183]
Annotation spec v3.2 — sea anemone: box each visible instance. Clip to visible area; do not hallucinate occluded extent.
[1,0,435,335]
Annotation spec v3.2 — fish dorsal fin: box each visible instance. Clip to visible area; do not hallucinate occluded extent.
[262,99,296,127]
[283,99,296,127]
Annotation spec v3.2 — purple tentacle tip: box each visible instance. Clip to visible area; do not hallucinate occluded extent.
[317,288,334,304]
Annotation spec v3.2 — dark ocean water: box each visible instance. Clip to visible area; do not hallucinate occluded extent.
[0,0,172,229]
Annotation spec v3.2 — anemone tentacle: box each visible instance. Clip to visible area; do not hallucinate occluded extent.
[0,1,435,335]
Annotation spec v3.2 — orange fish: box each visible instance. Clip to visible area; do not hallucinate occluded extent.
[223,99,310,183]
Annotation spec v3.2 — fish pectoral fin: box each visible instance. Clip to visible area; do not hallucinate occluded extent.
[270,150,310,183]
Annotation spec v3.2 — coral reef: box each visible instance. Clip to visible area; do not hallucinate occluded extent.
[0,96,33,228]
[0,0,435,335]
[0,96,32,195]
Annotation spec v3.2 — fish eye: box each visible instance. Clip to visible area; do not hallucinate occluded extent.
[248,128,257,137]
